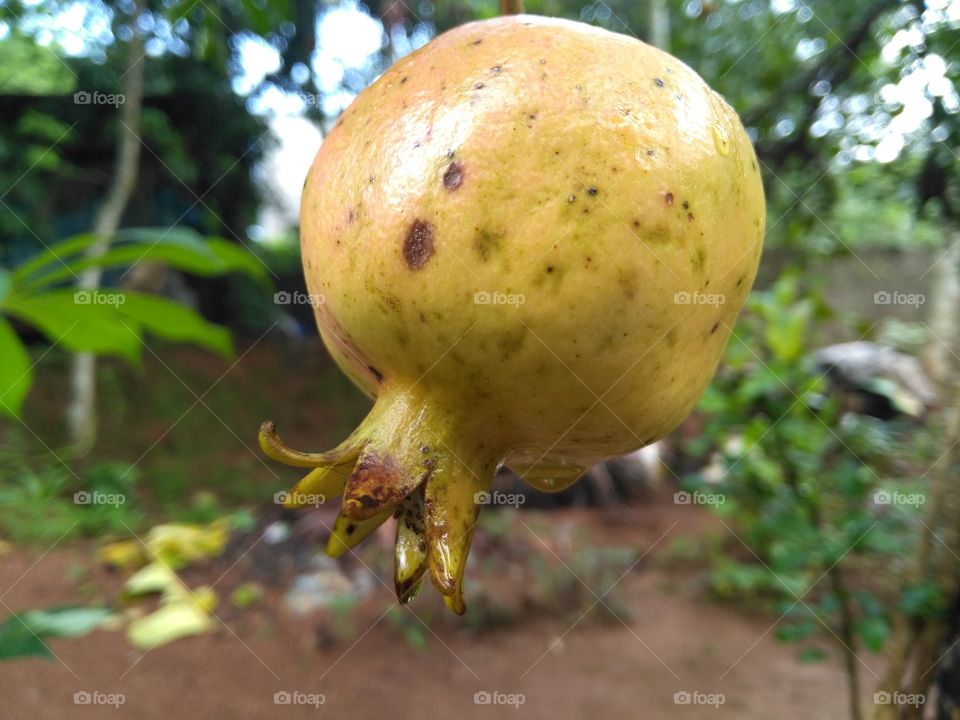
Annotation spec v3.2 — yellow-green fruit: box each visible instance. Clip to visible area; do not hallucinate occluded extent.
[262,14,765,613]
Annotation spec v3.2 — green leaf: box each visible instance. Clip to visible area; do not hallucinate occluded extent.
[854,616,890,653]
[797,647,828,663]
[8,233,99,285]
[0,316,33,418]
[20,230,270,291]
[0,606,112,662]
[0,614,51,661]
[3,290,142,362]
[20,607,113,637]
[0,269,10,304]
[118,292,233,359]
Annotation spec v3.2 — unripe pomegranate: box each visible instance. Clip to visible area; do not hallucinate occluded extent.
[262,15,765,613]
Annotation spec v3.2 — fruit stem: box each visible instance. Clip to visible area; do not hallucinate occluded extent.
[499,0,524,15]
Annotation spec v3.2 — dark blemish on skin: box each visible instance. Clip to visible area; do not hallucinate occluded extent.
[400,76,408,84]
[736,275,745,287]
[345,524,356,535]
[688,213,695,221]
[647,149,655,156]
[443,161,464,190]
[414,141,421,148]
[418,311,427,322]
[632,220,640,229]
[491,64,503,74]
[528,113,537,121]
[587,187,598,195]
[446,149,455,159]
[369,175,376,184]
[654,78,664,87]
[473,228,503,261]
[471,38,483,45]
[710,322,720,334]
[546,266,554,273]
[420,445,429,454]
[403,220,434,269]
[682,201,689,210]
[347,210,355,224]
[665,192,674,206]
[692,246,707,273]
[475,82,485,89]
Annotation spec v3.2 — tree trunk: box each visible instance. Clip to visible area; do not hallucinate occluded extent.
[923,221,960,386]
[647,0,670,52]
[67,24,145,454]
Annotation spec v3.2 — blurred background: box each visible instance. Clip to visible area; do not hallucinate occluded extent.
[0,0,958,718]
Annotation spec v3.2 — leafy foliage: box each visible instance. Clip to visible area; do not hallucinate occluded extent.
[685,273,944,660]
[0,227,269,418]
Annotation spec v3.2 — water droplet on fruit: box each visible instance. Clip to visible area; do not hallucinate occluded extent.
[711,124,730,156]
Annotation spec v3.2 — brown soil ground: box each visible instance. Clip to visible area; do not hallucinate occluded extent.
[0,491,883,720]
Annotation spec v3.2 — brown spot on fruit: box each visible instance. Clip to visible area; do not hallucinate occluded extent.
[367,365,384,382]
[473,228,503,261]
[664,192,674,206]
[710,322,720,334]
[587,186,598,195]
[692,246,707,273]
[403,220,434,269]
[654,77,665,87]
[443,161,464,190]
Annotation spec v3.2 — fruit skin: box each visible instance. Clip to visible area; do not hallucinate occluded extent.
[269,14,765,612]
[301,14,764,479]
